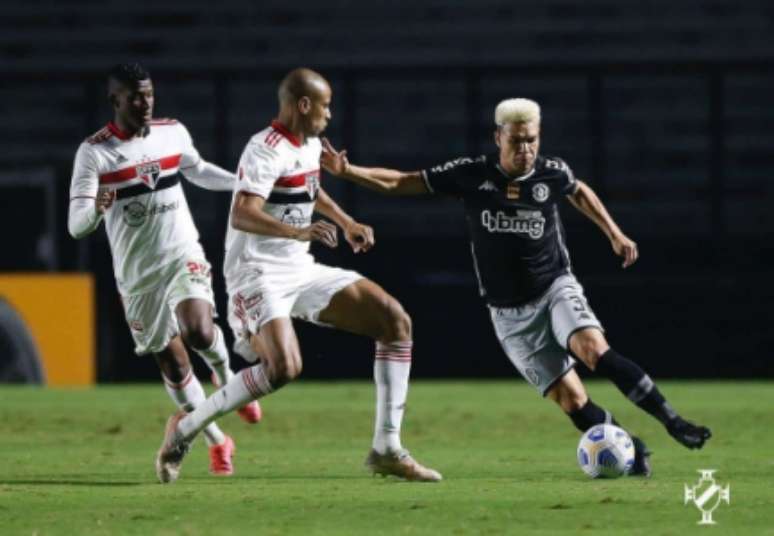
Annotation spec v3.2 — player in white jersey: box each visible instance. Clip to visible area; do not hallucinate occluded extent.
[155,68,441,484]
[68,63,262,477]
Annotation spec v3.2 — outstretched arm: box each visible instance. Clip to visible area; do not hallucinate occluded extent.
[567,180,639,268]
[231,192,338,248]
[315,188,375,253]
[321,138,428,195]
[181,159,236,191]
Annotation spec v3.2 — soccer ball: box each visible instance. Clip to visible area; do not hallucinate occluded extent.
[577,424,635,478]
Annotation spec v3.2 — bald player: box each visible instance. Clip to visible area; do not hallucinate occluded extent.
[155,67,441,484]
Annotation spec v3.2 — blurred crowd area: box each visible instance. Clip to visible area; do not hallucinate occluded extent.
[1,1,772,380]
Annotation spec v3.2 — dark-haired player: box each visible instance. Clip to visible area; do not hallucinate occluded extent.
[68,63,262,476]
[155,67,440,484]
[319,97,712,476]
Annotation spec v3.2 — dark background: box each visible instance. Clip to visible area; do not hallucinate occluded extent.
[2,1,772,382]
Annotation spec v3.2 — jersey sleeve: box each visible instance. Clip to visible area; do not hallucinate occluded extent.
[236,141,281,199]
[68,142,103,238]
[70,142,100,199]
[177,122,202,168]
[555,158,578,195]
[421,155,486,198]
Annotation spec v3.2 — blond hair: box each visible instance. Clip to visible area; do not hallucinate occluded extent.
[494,98,541,126]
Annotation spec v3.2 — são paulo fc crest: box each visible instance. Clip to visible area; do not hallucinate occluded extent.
[137,161,162,188]
[306,171,320,200]
[532,182,550,203]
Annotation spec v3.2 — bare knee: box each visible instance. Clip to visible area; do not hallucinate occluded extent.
[378,297,412,342]
[264,352,301,388]
[180,319,214,350]
[568,329,609,371]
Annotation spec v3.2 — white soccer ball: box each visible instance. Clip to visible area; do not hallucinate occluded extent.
[577,424,635,478]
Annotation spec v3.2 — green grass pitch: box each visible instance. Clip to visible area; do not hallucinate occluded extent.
[1,381,772,535]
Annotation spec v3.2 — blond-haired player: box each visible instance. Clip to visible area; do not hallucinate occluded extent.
[319,97,712,477]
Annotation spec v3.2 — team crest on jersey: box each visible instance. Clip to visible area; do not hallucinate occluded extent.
[137,161,162,188]
[306,172,320,200]
[532,182,550,203]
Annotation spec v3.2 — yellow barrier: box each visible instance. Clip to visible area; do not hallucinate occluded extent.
[0,274,95,386]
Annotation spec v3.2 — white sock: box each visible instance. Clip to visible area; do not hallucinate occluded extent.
[193,325,234,386]
[163,370,226,447]
[178,364,273,441]
[372,340,412,454]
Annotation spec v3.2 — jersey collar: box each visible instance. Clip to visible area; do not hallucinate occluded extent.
[107,121,148,141]
[270,120,302,147]
[495,163,536,183]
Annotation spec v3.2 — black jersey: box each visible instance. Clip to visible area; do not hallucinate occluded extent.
[422,154,579,306]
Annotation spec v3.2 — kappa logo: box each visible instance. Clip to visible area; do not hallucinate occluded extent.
[532,182,550,203]
[137,161,162,187]
[481,209,545,239]
[478,180,498,192]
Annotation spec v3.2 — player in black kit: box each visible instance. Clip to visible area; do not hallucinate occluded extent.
[321,97,711,476]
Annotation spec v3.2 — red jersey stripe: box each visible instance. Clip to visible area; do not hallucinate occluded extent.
[275,169,319,188]
[99,154,182,184]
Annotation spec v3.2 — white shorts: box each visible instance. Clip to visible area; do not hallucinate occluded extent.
[121,256,216,355]
[227,261,363,360]
[489,274,603,396]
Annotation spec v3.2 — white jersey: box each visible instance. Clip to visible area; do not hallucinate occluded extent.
[225,121,322,284]
[70,119,206,295]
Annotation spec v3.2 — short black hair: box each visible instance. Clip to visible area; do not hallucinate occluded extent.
[107,62,150,88]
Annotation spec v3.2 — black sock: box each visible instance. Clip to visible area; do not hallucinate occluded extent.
[595,348,678,426]
[567,399,619,432]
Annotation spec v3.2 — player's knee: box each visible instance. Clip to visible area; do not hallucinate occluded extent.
[264,351,301,387]
[380,298,412,342]
[157,358,190,384]
[569,331,607,371]
[180,321,214,350]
